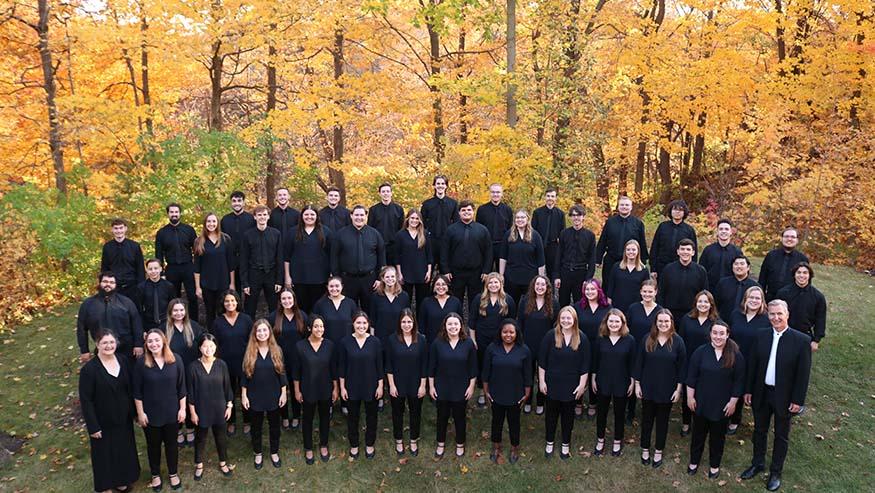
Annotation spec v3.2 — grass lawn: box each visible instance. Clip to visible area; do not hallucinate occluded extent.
[1,262,873,492]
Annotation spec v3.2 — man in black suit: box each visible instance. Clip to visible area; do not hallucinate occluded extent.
[740,299,812,491]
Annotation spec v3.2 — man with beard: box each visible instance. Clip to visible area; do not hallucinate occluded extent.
[759,228,809,301]
[77,271,143,365]
[100,218,145,301]
[776,262,827,352]
[221,191,256,293]
[319,186,351,232]
[155,203,199,322]
[421,175,458,272]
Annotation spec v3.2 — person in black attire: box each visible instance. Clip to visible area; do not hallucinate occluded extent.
[165,299,204,447]
[269,289,308,430]
[429,313,478,459]
[532,188,565,280]
[605,239,650,313]
[368,183,405,265]
[385,309,428,457]
[518,275,559,415]
[625,279,661,424]
[293,316,339,464]
[284,205,333,314]
[483,319,532,464]
[212,290,253,434]
[417,275,463,342]
[395,209,433,309]
[500,209,546,303]
[242,319,288,469]
[187,334,234,480]
[476,183,514,272]
[679,290,718,436]
[420,175,458,270]
[634,309,686,468]
[311,276,358,345]
[194,213,235,330]
[699,219,744,292]
[221,191,256,294]
[101,218,145,300]
[650,199,698,277]
[592,309,637,457]
[137,259,176,330]
[240,205,283,317]
[656,239,709,323]
[155,203,199,323]
[686,321,745,479]
[714,255,759,321]
[268,187,300,243]
[470,272,517,407]
[596,195,649,287]
[441,200,492,304]
[339,312,384,459]
[79,330,141,492]
[318,186,351,233]
[776,262,826,352]
[370,266,411,342]
[539,306,590,460]
[554,205,597,306]
[134,329,186,491]
[759,228,809,301]
[332,205,386,312]
[574,279,612,419]
[77,271,143,365]
[728,286,769,434]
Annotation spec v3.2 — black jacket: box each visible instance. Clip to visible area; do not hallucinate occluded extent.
[776,283,827,342]
[596,214,649,266]
[650,220,697,274]
[101,239,145,285]
[77,293,143,353]
[745,327,811,418]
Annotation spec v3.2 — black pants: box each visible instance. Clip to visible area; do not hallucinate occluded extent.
[545,399,575,444]
[346,399,378,448]
[449,269,482,308]
[390,395,423,441]
[596,394,628,440]
[491,403,521,446]
[682,385,693,426]
[490,244,502,272]
[279,392,301,421]
[730,400,744,425]
[402,282,429,312]
[295,283,325,315]
[505,283,529,307]
[558,268,587,306]
[143,423,179,476]
[301,400,331,450]
[228,375,250,425]
[194,424,228,464]
[627,394,637,420]
[528,358,546,407]
[690,415,729,468]
[166,263,199,323]
[475,340,490,388]
[752,387,792,473]
[245,269,279,317]
[250,408,281,455]
[202,288,223,331]
[544,242,559,280]
[435,400,467,444]
[640,400,672,450]
[341,273,376,313]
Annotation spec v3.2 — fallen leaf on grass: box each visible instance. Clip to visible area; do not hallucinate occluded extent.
[815,434,825,440]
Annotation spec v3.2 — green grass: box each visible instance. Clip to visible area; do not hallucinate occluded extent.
[1,262,874,492]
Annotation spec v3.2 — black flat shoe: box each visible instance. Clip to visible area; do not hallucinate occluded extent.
[560,449,571,460]
[544,443,554,458]
[169,474,182,491]
[254,455,263,470]
[767,473,782,491]
[593,440,605,456]
[740,464,764,480]
[194,465,204,482]
[726,425,738,436]
[320,450,330,462]
[640,452,651,465]
[291,419,301,430]
[611,443,623,457]
[271,455,281,468]
[455,445,465,458]
[434,447,445,459]
[687,466,698,476]
[708,469,720,479]
[409,445,419,457]
[652,458,663,469]
[305,455,315,465]
[151,477,163,492]
[349,450,360,459]
[365,449,375,459]
[220,464,233,477]
[680,426,690,437]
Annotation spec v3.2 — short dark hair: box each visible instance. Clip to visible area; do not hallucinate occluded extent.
[717,218,733,228]
[433,175,449,186]
[545,187,558,195]
[378,183,392,192]
[351,204,367,214]
[791,261,813,279]
[568,204,586,216]
[145,258,162,268]
[327,186,341,194]
[667,199,689,219]
[498,318,522,345]
[110,218,127,227]
[276,187,290,194]
[677,238,695,249]
[732,254,750,266]
[98,270,116,281]
[230,191,245,200]
[458,200,475,211]
[166,203,181,213]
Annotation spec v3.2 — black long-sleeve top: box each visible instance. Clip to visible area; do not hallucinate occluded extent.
[187,358,234,427]
[168,322,204,369]
[311,296,358,344]
[417,296,463,342]
[385,334,428,397]
[155,222,197,266]
[101,239,145,285]
[593,335,637,397]
[606,265,651,313]
[538,329,590,402]
[517,295,559,361]
[318,205,351,233]
[368,202,404,249]
[285,226,333,284]
[776,283,827,342]
[331,225,386,275]
[596,214,649,266]
[338,335,384,401]
[686,345,745,422]
[758,248,809,300]
[133,354,186,426]
[470,293,517,346]
[476,201,514,244]
[482,343,532,405]
[626,302,662,344]
[221,211,256,269]
[394,230,432,283]
[532,206,565,245]
[699,242,744,292]
[268,311,309,376]
[77,293,143,354]
[574,303,612,343]
[633,334,686,403]
[500,231,546,286]
[135,278,176,329]
[268,206,300,236]
[554,226,597,279]
[656,261,708,312]
[212,313,253,379]
[292,339,337,402]
[728,310,769,360]
[421,195,459,242]
[441,221,492,274]
[242,351,288,412]
[239,226,283,287]
[714,275,759,322]
[679,316,713,363]
[79,356,135,435]
[649,220,698,274]
[194,235,234,290]
[370,291,411,342]
[429,338,478,401]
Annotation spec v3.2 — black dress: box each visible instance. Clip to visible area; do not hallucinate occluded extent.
[593,335,637,397]
[417,296,462,342]
[384,334,429,397]
[338,335,384,401]
[212,313,254,379]
[242,351,289,412]
[394,229,433,283]
[79,356,141,491]
[369,291,411,342]
[292,339,337,402]
[133,354,187,426]
[429,338,478,401]
[606,265,651,313]
[482,343,533,405]
[187,359,234,427]
[470,293,517,348]
[686,346,746,422]
[311,296,358,345]
[633,334,687,403]
[626,302,661,344]
[517,295,560,362]
[538,329,591,402]
[285,226,333,285]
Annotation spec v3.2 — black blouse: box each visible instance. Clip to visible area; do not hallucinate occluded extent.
[626,302,661,344]
[212,313,254,379]
[679,316,713,363]
[385,334,428,398]
[482,343,533,406]
[575,303,612,343]
[538,329,590,402]
[500,231,546,287]
[633,334,687,403]
[292,339,337,402]
[338,335,384,401]
[429,338,478,401]
[311,296,358,345]
[187,359,234,428]
[268,311,309,375]
[606,265,650,313]
[394,230,433,283]
[593,335,637,397]
[686,345,746,421]
[242,351,288,412]
[168,322,204,370]
[285,226,333,285]
[517,295,559,361]
[417,296,462,342]
[133,355,186,426]
[369,291,411,342]
[469,293,517,346]
[728,310,769,360]
[79,356,135,434]
[194,235,234,290]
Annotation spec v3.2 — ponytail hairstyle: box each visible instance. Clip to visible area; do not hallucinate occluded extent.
[711,320,739,369]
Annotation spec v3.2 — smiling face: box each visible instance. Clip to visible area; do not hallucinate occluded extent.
[400,315,415,334]
[710,324,729,349]
[379,185,393,203]
[407,212,421,229]
[489,185,503,204]
[99,276,116,294]
[656,313,672,334]
[171,302,186,322]
[167,206,181,224]
[558,309,574,330]
[501,324,517,345]
[794,266,810,287]
[351,208,367,227]
[570,210,584,228]
[445,316,462,337]
[381,267,397,287]
[625,242,639,262]
[205,214,218,233]
[781,229,799,250]
[606,314,623,334]
[584,282,598,302]
[302,209,317,226]
[696,294,712,315]
[223,294,238,313]
[670,206,685,222]
[353,316,369,335]
[640,284,656,303]
[97,334,117,356]
[545,191,557,208]
[617,198,632,217]
[487,277,501,293]
[310,319,325,339]
[254,209,269,226]
[716,222,732,242]
[146,261,162,280]
[231,196,245,213]
[434,178,447,195]
[534,277,548,297]
[146,332,164,356]
[199,338,216,359]
[677,245,694,263]
[111,223,127,241]
[733,258,750,278]
[433,277,448,296]
[255,323,271,343]
[745,289,763,313]
[280,290,295,310]
[275,188,290,207]
[327,278,343,297]
[514,211,528,229]
[327,190,340,206]
[459,205,474,222]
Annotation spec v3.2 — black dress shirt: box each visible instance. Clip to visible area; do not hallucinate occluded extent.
[728,310,769,360]
[285,226,333,284]
[155,223,197,265]
[242,351,288,412]
[429,338,478,401]
[656,260,708,312]
[776,283,827,342]
[77,293,143,353]
[686,345,745,421]
[368,202,404,248]
[133,355,186,426]
[714,275,759,321]
[482,343,533,405]
[606,265,651,313]
[101,239,145,285]
[758,248,809,300]
[500,230,546,286]
[186,359,234,427]
[394,230,432,283]
[292,339,337,402]
[626,302,662,343]
[384,334,428,397]
[318,205,351,233]
[441,221,493,274]
[421,195,458,242]
[649,220,698,274]
[517,295,559,361]
[476,201,514,244]
[338,335,384,401]
[633,334,686,403]
[417,296,463,342]
[538,329,590,402]
[554,226,597,279]
[596,214,649,265]
[532,206,565,245]
[239,226,283,287]
[135,278,176,329]
[331,225,386,275]
[470,293,517,346]
[194,235,234,290]
[311,296,358,344]
[220,211,256,268]
[593,335,637,397]
[369,291,411,342]
[268,206,300,236]
[212,313,254,379]
[699,241,744,292]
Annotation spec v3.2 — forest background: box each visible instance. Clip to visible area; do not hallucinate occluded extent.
[0,0,872,330]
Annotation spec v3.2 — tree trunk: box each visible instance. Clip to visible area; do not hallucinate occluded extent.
[209,39,223,131]
[37,0,66,194]
[505,0,517,127]
[592,143,610,213]
[532,29,545,146]
[849,11,869,129]
[618,138,628,196]
[330,28,346,204]
[122,48,142,133]
[691,111,706,177]
[265,23,278,200]
[657,120,673,203]
[425,6,444,162]
[551,0,582,167]
[635,141,646,193]
[140,12,153,135]
[457,29,468,144]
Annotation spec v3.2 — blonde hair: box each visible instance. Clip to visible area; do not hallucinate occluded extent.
[242,319,285,378]
[165,299,195,349]
[403,209,427,249]
[144,329,177,368]
[375,266,403,296]
[741,286,766,315]
[479,272,509,317]
[554,306,581,350]
[508,210,533,243]
[598,308,630,337]
[618,239,645,271]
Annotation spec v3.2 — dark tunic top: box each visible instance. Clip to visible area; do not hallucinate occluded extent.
[212,313,254,379]
[101,238,145,285]
[187,358,234,427]
[554,226,597,279]
[368,202,405,253]
[268,311,309,376]
[470,293,517,346]
[626,302,662,344]
[593,335,637,397]
[135,278,176,329]
[679,316,714,365]
[292,339,337,402]
[421,195,459,244]
[500,230,546,287]
[728,310,769,360]
[606,265,651,313]
[194,234,235,290]
[221,210,256,268]
[133,354,186,426]
[532,206,565,245]
[318,205,351,233]
[596,214,649,266]
[538,329,590,402]
[285,226,333,284]
[155,222,197,265]
[714,275,759,321]
[517,295,560,362]
[758,248,809,300]
[650,220,698,274]
[338,335,384,401]
[418,295,463,342]
[482,343,533,406]
[574,303,612,343]
[429,338,478,401]
[394,229,433,283]
[77,293,143,354]
[441,221,493,274]
[476,201,514,245]
[239,226,284,286]
[242,351,288,412]
[167,322,204,369]
[633,334,687,403]
[370,291,411,342]
[331,225,386,275]
[656,261,709,313]
[385,334,429,397]
[686,345,746,421]
[699,242,744,292]
[776,283,827,342]
[311,296,358,344]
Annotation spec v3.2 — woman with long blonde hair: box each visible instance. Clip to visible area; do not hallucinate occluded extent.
[606,239,650,313]
[194,212,234,330]
[469,272,516,407]
[395,208,433,308]
[241,319,287,469]
[499,209,546,304]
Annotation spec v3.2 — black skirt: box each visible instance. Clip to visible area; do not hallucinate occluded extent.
[89,423,140,491]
